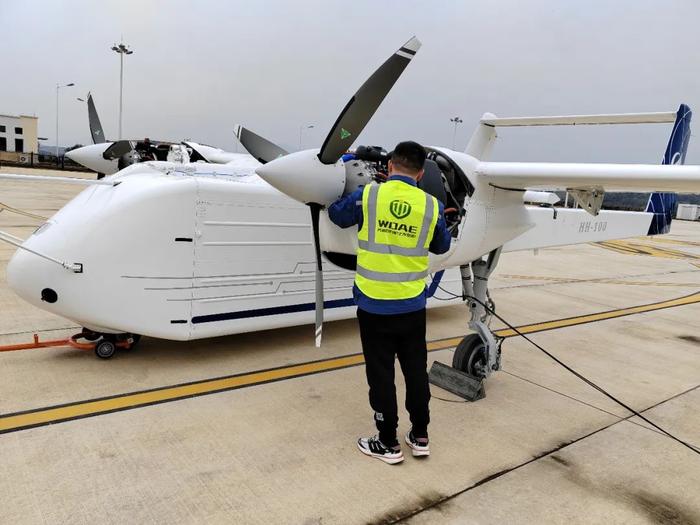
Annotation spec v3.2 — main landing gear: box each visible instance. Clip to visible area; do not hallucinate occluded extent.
[69,329,141,359]
[453,247,504,380]
[428,247,504,401]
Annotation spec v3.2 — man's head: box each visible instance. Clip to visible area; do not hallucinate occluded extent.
[388,141,426,180]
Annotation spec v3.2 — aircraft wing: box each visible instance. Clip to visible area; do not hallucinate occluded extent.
[502,207,654,252]
[476,162,700,193]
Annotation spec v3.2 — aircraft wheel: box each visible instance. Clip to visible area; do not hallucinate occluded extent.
[95,339,117,359]
[452,334,487,378]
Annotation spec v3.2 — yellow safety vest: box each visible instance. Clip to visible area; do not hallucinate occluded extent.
[356,180,438,300]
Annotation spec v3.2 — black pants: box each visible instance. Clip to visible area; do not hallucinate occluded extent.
[357,307,430,447]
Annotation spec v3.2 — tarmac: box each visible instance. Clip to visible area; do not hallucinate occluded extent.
[1,166,699,524]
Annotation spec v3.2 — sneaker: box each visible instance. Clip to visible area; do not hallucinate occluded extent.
[357,435,404,464]
[405,430,430,457]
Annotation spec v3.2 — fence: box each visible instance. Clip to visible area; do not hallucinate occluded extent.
[0,150,92,172]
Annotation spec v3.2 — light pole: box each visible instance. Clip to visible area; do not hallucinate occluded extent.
[299,124,314,150]
[111,41,134,139]
[55,82,75,160]
[450,116,463,150]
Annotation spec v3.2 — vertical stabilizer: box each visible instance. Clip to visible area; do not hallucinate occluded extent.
[646,104,692,234]
[465,113,498,160]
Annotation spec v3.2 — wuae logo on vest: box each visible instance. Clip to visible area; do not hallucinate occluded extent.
[389,200,412,220]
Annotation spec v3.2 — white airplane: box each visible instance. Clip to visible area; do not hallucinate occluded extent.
[65,92,244,176]
[0,37,697,382]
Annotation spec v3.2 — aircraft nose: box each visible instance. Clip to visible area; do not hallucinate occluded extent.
[5,226,78,314]
[6,246,49,309]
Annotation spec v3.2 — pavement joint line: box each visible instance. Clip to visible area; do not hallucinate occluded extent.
[1,291,699,435]
[501,369,700,449]
[391,382,700,524]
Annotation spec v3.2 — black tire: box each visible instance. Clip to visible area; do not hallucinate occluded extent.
[95,339,116,359]
[452,334,487,377]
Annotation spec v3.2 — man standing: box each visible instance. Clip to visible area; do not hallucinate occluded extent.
[328,141,452,464]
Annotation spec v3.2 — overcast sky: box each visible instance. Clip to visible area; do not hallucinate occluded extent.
[2,0,699,164]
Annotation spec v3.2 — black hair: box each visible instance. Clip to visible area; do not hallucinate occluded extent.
[390,141,426,173]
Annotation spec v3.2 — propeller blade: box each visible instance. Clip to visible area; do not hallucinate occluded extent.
[87,92,107,144]
[309,203,324,347]
[317,36,421,165]
[234,125,288,164]
[102,140,135,160]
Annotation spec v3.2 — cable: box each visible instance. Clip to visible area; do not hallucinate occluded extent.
[465,294,700,456]
[431,366,700,450]
[431,272,699,451]
[432,394,468,403]
[502,370,699,448]
[0,202,48,221]
[435,282,462,299]
[430,281,700,450]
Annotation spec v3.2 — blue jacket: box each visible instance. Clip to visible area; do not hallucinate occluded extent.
[328,174,452,314]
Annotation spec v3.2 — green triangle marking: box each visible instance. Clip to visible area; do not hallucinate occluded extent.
[340,128,351,140]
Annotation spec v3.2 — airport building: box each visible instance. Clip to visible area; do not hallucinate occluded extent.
[0,114,39,154]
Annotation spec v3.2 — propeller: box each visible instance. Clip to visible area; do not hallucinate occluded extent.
[317,36,421,165]
[252,36,423,346]
[234,125,288,164]
[84,93,137,163]
[309,203,324,347]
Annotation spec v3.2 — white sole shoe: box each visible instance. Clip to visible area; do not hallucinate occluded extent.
[405,433,430,457]
[357,440,404,464]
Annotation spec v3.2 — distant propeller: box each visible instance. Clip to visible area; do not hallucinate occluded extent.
[234,125,288,164]
[83,92,137,164]
[254,36,423,346]
[87,92,106,144]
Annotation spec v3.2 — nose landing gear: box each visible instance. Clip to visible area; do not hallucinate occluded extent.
[456,247,504,379]
[429,247,504,401]
[69,329,141,359]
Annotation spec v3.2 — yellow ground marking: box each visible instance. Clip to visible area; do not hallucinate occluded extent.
[592,280,699,287]
[643,237,700,248]
[494,291,700,338]
[2,291,700,434]
[499,274,699,288]
[595,240,700,260]
[500,274,580,282]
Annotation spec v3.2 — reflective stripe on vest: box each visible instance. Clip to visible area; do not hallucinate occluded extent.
[355,181,438,300]
[355,266,429,282]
